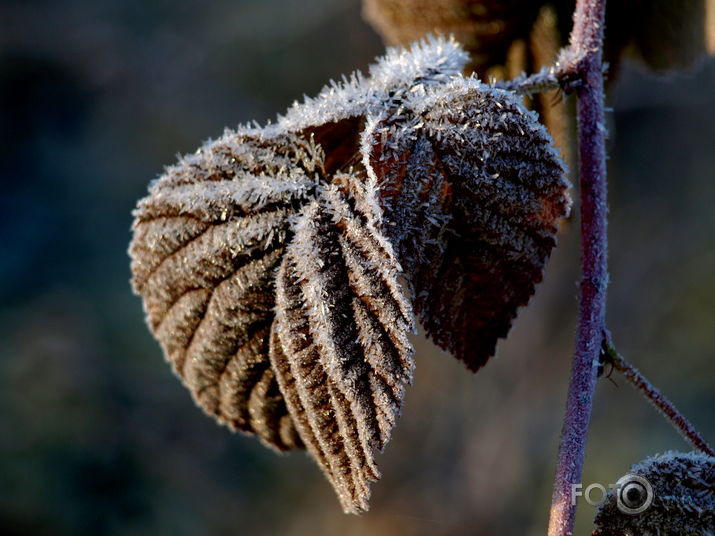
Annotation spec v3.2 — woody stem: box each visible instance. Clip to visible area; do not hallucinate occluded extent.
[547,0,608,535]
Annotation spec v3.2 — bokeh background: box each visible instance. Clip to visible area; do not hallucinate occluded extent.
[1,1,713,535]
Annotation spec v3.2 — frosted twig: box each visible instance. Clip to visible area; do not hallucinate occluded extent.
[492,48,585,96]
[492,65,562,95]
[601,332,715,457]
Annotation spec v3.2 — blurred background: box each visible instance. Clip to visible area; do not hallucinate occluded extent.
[1,1,713,535]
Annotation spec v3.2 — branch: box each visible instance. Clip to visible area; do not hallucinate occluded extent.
[547,1,608,535]
[491,50,584,96]
[601,333,715,457]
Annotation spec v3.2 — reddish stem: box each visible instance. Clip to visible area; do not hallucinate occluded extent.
[547,1,608,535]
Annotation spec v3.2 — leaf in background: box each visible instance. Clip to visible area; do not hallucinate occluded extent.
[365,0,715,78]
[363,0,543,78]
[603,0,714,73]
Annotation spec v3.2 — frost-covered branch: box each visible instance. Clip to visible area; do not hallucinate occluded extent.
[601,332,715,457]
[492,65,562,95]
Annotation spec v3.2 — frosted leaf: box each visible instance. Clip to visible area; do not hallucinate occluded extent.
[130,35,569,512]
[592,451,715,536]
[366,77,570,371]
[129,132,325,451]
[271,175,415,514]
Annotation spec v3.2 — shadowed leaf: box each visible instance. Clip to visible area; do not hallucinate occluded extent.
[366,77,569,371]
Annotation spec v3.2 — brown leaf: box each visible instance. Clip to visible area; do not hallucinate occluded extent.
[270,175,415,513]
[367,79,569,371]
[129,132,326,451]
[363,0,543,77]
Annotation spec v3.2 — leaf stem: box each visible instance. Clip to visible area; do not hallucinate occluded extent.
[547,0,608,535]
[491,53,583,96]
[601,333,715,457]
[492,65,562,95]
